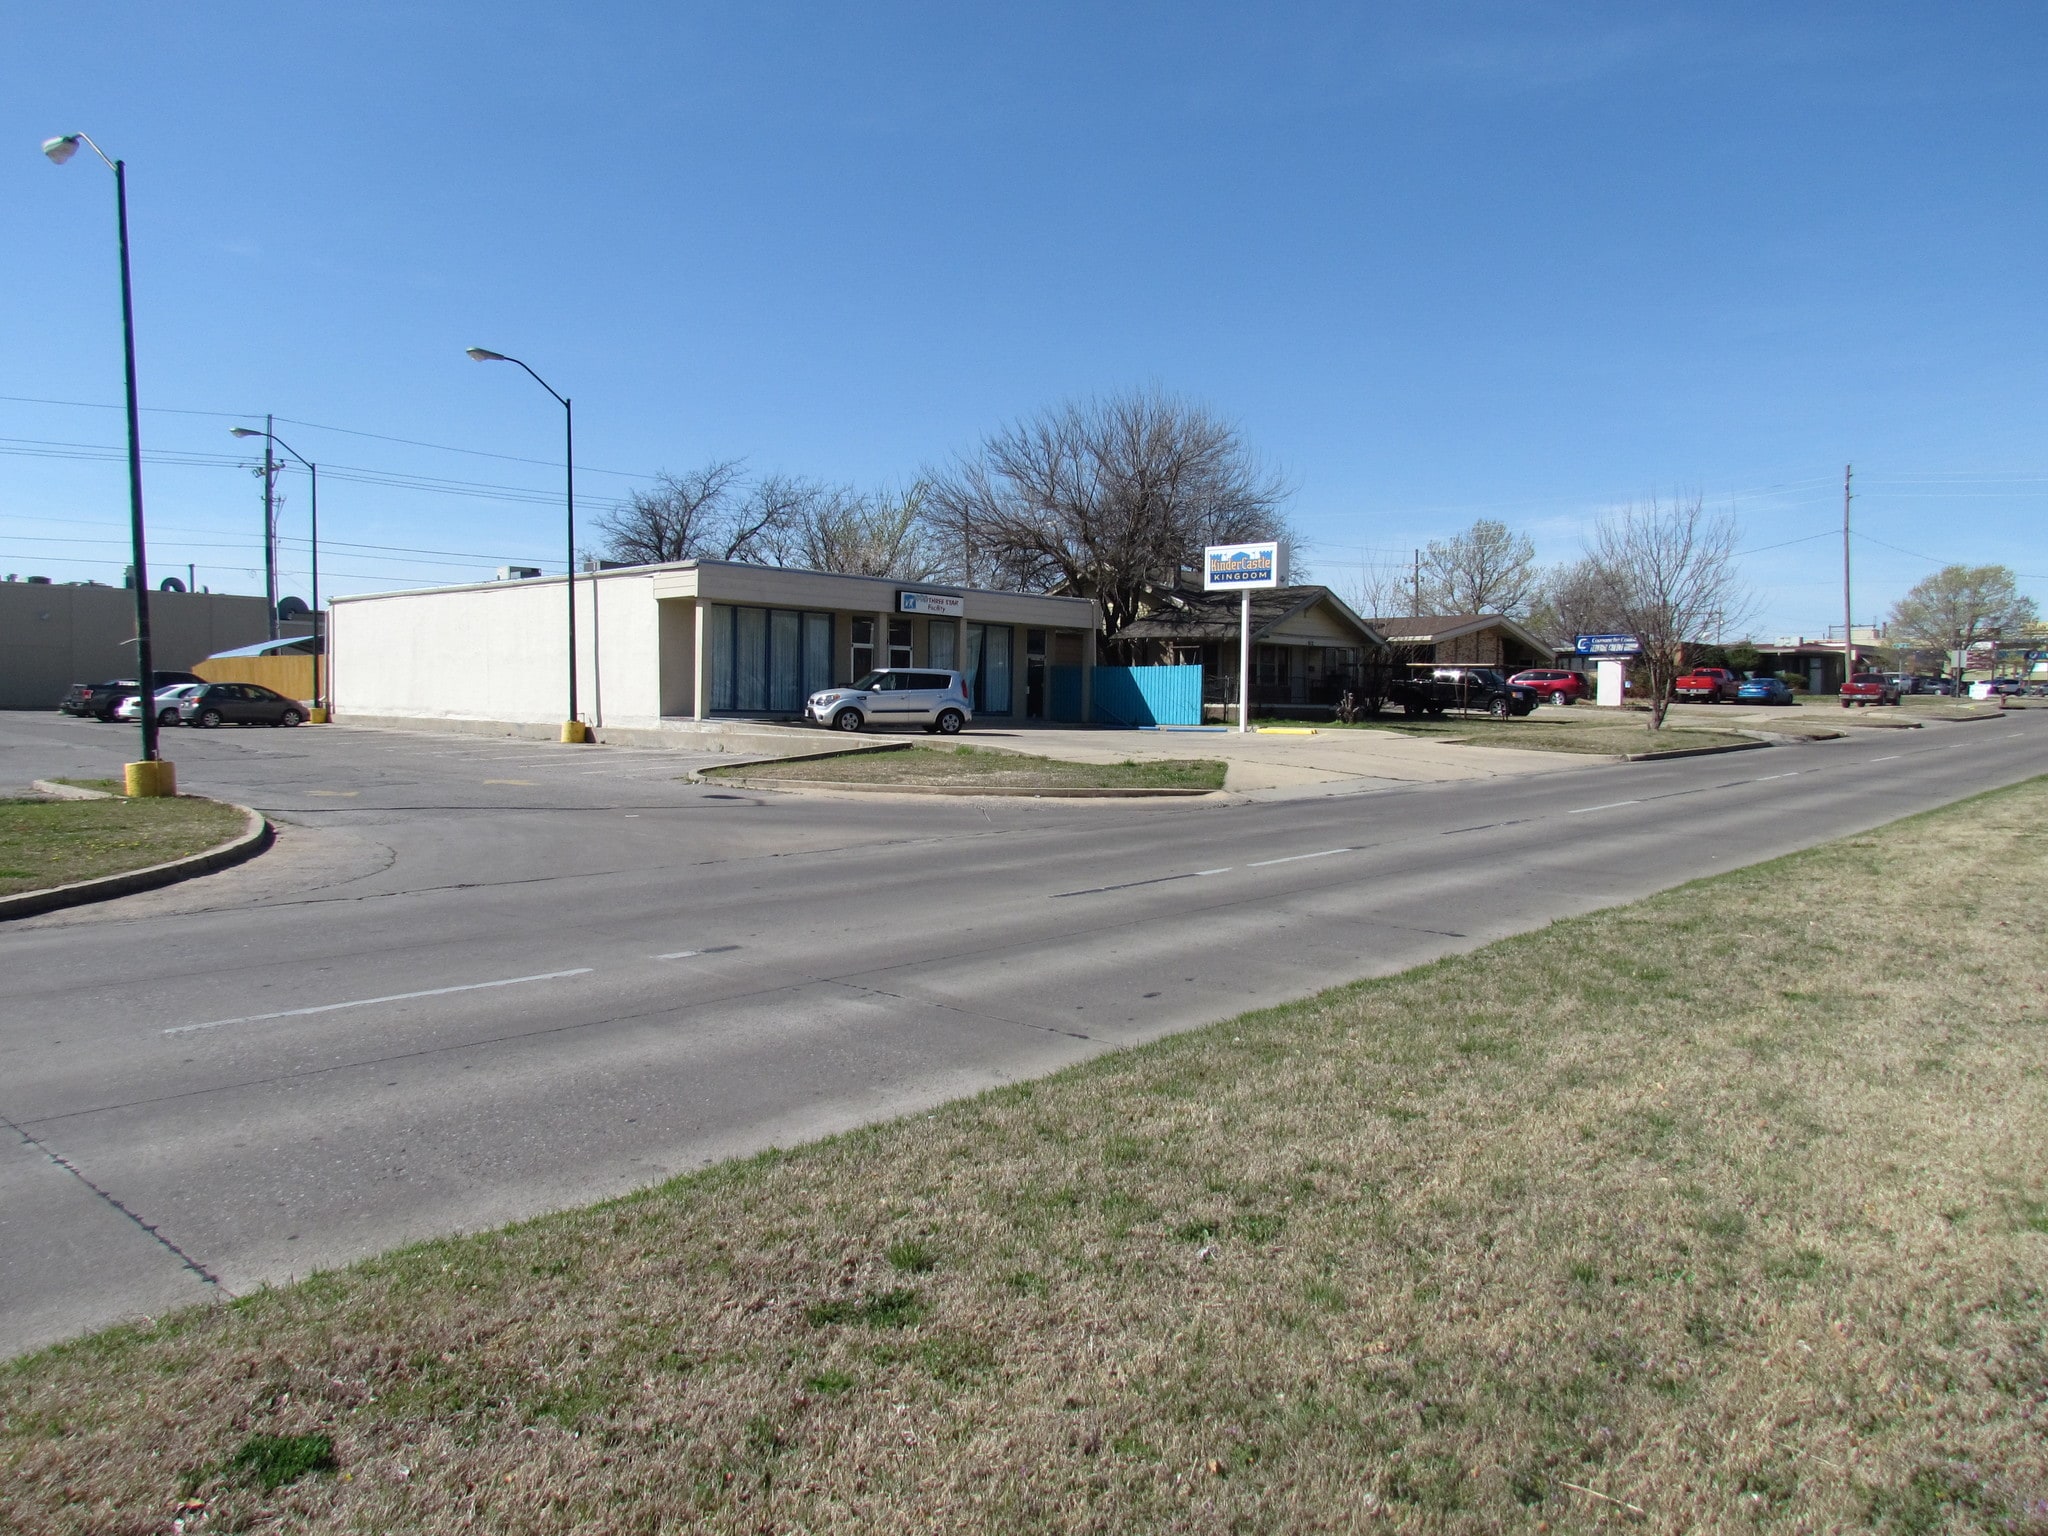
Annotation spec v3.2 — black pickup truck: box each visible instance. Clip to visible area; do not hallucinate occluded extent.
[1387,667,1540,719]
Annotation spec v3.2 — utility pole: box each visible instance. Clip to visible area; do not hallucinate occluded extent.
[1841,463,1853,691]
[263,413,278,639]
[1412,548,1422,615]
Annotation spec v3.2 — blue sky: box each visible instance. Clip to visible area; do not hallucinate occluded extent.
[5,2,2044,637]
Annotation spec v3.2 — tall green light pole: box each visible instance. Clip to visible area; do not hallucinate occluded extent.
[466,347,587,742]
[43,131,173,794]
[231,426,324,717]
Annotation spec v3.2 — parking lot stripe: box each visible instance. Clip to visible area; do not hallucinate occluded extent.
[164,969,595,1035]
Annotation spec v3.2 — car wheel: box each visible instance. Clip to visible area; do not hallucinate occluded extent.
[281,709,303,726]
[832,707,864,733]
[935,709,964,735]
[156,708,178,725]
[1489,696,1512,719]
[1403,702,1425,718]
[199,709,224,728]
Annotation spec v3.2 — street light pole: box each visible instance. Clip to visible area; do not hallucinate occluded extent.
[43,132,171,794]
[466,348,586,742]
[263,414,279,639]
[231,426,325,717]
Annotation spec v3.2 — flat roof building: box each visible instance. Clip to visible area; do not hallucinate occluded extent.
[328,560,1100,733]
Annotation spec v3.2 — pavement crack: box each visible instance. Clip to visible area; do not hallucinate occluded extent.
[1,1110,228,1295]
[832,980,1100,1044]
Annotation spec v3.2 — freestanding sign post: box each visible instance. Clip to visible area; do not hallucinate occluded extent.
[1204,543,1285,733]
[1574,633,1640,709]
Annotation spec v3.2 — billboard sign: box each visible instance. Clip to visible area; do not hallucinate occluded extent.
[1203,542,1284,590]
[898,590,965,618]
[1575,632,1641,657]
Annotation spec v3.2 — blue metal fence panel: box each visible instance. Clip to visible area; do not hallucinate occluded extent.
[1049,665,1084,722]
[1090,664,1203,727]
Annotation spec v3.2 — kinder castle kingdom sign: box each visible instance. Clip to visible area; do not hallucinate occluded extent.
[1203,543,1285,590]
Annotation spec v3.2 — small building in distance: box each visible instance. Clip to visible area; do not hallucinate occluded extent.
[1370,613,1552,674]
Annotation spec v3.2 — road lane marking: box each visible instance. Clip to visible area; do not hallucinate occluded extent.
[1870,755,1901,763]
[654,945,742,960]
[305,789,358,797]
[483,778,537,786]
[1196,867,1233,876]
[1247,848,1355,866]
[164,968,595,1035]
[1568,800,1640,814]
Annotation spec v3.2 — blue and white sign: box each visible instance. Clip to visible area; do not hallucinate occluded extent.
[1203,542,1285,590]
[1575,632,1641,657]
[898,590,965,618]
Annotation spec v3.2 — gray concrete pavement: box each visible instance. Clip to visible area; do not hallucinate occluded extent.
[2,708,2042,1355]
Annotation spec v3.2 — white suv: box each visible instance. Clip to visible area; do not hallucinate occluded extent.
[805,670,973,734]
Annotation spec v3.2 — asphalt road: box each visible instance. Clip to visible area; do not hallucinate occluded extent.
[3,709,2041,1356]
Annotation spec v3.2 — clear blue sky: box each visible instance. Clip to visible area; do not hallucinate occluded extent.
[6,2,2044,637]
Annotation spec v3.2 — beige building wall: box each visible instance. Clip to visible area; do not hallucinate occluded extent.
[0,582,275,709]
[329,571,663,728]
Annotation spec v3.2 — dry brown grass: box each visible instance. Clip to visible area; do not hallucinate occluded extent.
[6,782,2047,1534]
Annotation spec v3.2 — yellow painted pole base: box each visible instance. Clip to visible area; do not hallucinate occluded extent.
[561,720,592,744]
[308,706,330,724]
[124,760,178,797]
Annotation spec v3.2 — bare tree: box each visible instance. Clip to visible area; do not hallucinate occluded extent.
[1584,496,1746,729]
[924,389,1291,641]
[780,482,939,578]
[1343,556,1419,621]
[595,461,749,565]
[1888,564,2039,692]
[1526,556,1630,648]
[1418,519,1539,616]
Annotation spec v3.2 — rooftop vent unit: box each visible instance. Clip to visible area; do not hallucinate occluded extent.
[497,565,543,581]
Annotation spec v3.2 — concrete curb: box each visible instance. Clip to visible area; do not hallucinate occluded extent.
[1,799,274,922]
[1620,739,1774,763]
[696,775,1223,798]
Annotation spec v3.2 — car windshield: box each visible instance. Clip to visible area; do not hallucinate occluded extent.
[848,672,887,691]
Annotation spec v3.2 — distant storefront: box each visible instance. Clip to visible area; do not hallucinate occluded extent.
[329,560,1098,731]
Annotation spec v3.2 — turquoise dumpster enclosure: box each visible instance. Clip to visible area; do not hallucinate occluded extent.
[1090,664,1203,726]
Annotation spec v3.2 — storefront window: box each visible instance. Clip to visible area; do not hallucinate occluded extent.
[851,617,874,679]
[965,623,1013,715]
[707,605,835,713]
[889,617,913,668]
[928,619,958,670]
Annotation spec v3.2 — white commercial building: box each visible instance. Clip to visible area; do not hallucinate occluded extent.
[327,560,1099,734]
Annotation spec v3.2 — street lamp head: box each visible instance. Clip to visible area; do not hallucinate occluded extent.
[466,347,509,362]
[229,427,262,439]
[41,135,81,165]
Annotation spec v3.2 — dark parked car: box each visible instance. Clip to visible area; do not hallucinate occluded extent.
[62,672,203,720]
[176,682,308,728]
[1736,676,1796,705]
[1389,667,1539,719]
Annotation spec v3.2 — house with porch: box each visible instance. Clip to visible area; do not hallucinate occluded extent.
[1369,613,1553,674]
[1111,585,1388,717]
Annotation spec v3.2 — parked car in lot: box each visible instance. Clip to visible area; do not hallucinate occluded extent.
[1389,667,1538,719]
[1968,677,2024,700]
[1735,676,1797,705]
[1507,668,1589,704]
[1673,666,1744,704]
[1839,672,1902,707]
[804,669,972,734]
[176,681,308,728]
[61,672,204,721]
[113,683,206,725]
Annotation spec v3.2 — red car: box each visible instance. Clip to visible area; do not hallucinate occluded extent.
[1508,668,1590,704]
[1839,672,1901,707]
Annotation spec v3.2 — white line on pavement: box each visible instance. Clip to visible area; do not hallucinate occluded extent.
[1870,755,1901,763]
[1568,801,1641,814]
[1196,867,1233,876]
[1247,848,1355,867]
[164,968,596,1035]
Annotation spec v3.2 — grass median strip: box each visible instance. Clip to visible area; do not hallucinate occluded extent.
[1274,716,1758,754]
[0,794,248,898]
[706,743,1228,790]
[6,781,2047,1531]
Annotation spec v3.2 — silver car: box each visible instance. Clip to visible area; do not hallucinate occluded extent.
[805,669,973,734]
[113,683,204,725]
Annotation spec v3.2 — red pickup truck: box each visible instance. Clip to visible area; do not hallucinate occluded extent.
[1673,666,1743,704]
[1839,672,1901,707]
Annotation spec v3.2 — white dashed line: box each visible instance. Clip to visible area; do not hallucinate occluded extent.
[1870,755,1901,763]
[1247,848,1355,867]
[1568,800,1641,814]
[165,968,595,1035]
